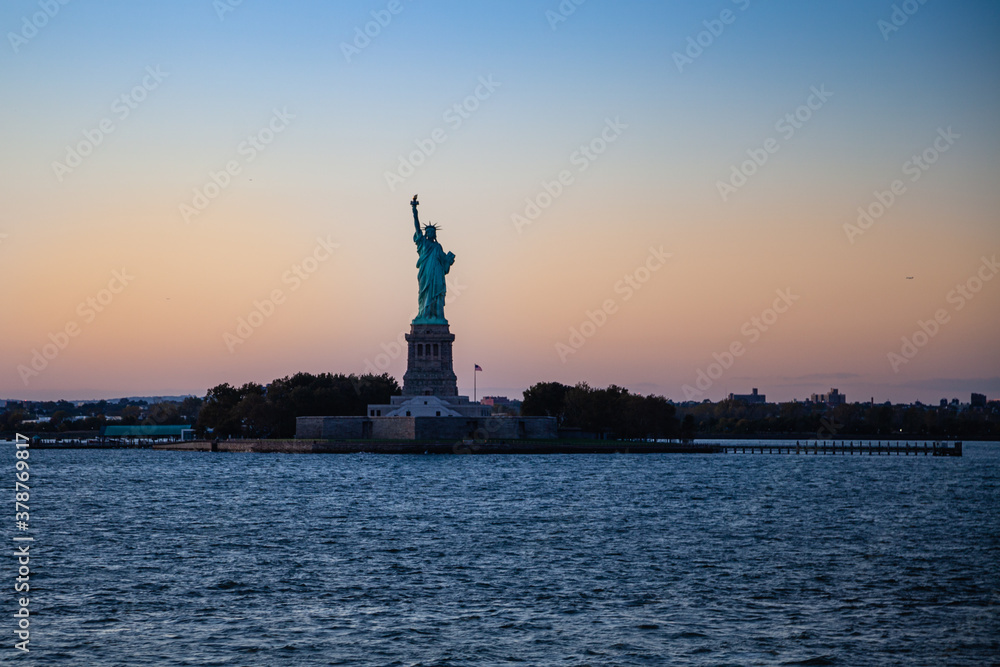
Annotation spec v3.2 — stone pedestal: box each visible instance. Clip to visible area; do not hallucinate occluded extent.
[402,323,457,397]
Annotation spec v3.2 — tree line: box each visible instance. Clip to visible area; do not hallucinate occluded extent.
[196,372,400,439]
[6,375,994,441]
[675,399,1000,439]
[522,382,678,440]
[1,397,202,435]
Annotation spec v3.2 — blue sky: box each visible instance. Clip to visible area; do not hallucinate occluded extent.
[2,0,998,403]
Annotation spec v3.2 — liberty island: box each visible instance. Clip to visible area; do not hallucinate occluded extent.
[147,197,962,454]
[295,197,558,441]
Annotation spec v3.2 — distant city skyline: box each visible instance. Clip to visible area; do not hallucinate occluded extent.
[2,1,998,405]
[2,386,996,410]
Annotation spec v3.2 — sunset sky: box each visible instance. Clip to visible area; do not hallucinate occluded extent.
[2,0,998,404]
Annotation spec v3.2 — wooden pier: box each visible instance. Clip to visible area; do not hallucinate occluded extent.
[721,440,962,456]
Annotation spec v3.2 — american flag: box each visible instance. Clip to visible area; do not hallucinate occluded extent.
[474,364,483,372]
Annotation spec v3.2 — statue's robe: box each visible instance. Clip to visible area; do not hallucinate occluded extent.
[414,230,454,322]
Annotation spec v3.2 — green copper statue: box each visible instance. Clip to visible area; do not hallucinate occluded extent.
[411,195,455,324]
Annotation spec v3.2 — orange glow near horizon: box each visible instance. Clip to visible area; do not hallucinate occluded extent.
[1,2,998,404]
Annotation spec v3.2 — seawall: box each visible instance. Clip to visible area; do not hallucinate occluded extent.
[153,440,722,454]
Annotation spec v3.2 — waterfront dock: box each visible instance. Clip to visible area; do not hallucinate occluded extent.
[720,440,962,456]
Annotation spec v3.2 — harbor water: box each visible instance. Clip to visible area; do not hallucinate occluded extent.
[6,441,999,665]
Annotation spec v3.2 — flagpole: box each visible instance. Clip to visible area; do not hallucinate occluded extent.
[474,365,477,403]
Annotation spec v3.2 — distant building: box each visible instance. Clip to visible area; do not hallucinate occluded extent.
[480,396,522,415]
[480,396,511,407]
[728,388,766,404]
[810,388,845,406]
[971,393,987,408]
[940,398,949,407]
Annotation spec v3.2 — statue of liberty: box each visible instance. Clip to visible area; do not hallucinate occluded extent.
[410,195,455,324]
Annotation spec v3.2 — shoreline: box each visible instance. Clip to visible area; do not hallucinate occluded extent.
[5,437,981,454]
[151,440,724,454]
[157,439,963,456]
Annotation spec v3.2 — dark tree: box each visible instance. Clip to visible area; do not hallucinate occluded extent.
[195,372,401,439]
[529,382,677,440]
[196,383,245,438]
[521,382,570,420]
[179,396,203,423]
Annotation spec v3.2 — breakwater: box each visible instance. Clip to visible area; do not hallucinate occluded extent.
[151,439,964,455]
[153,439,722,454]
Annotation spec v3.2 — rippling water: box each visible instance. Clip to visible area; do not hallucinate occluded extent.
[7,442,999,665]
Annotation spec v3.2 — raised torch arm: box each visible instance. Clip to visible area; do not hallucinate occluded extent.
[411,195,421,234]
